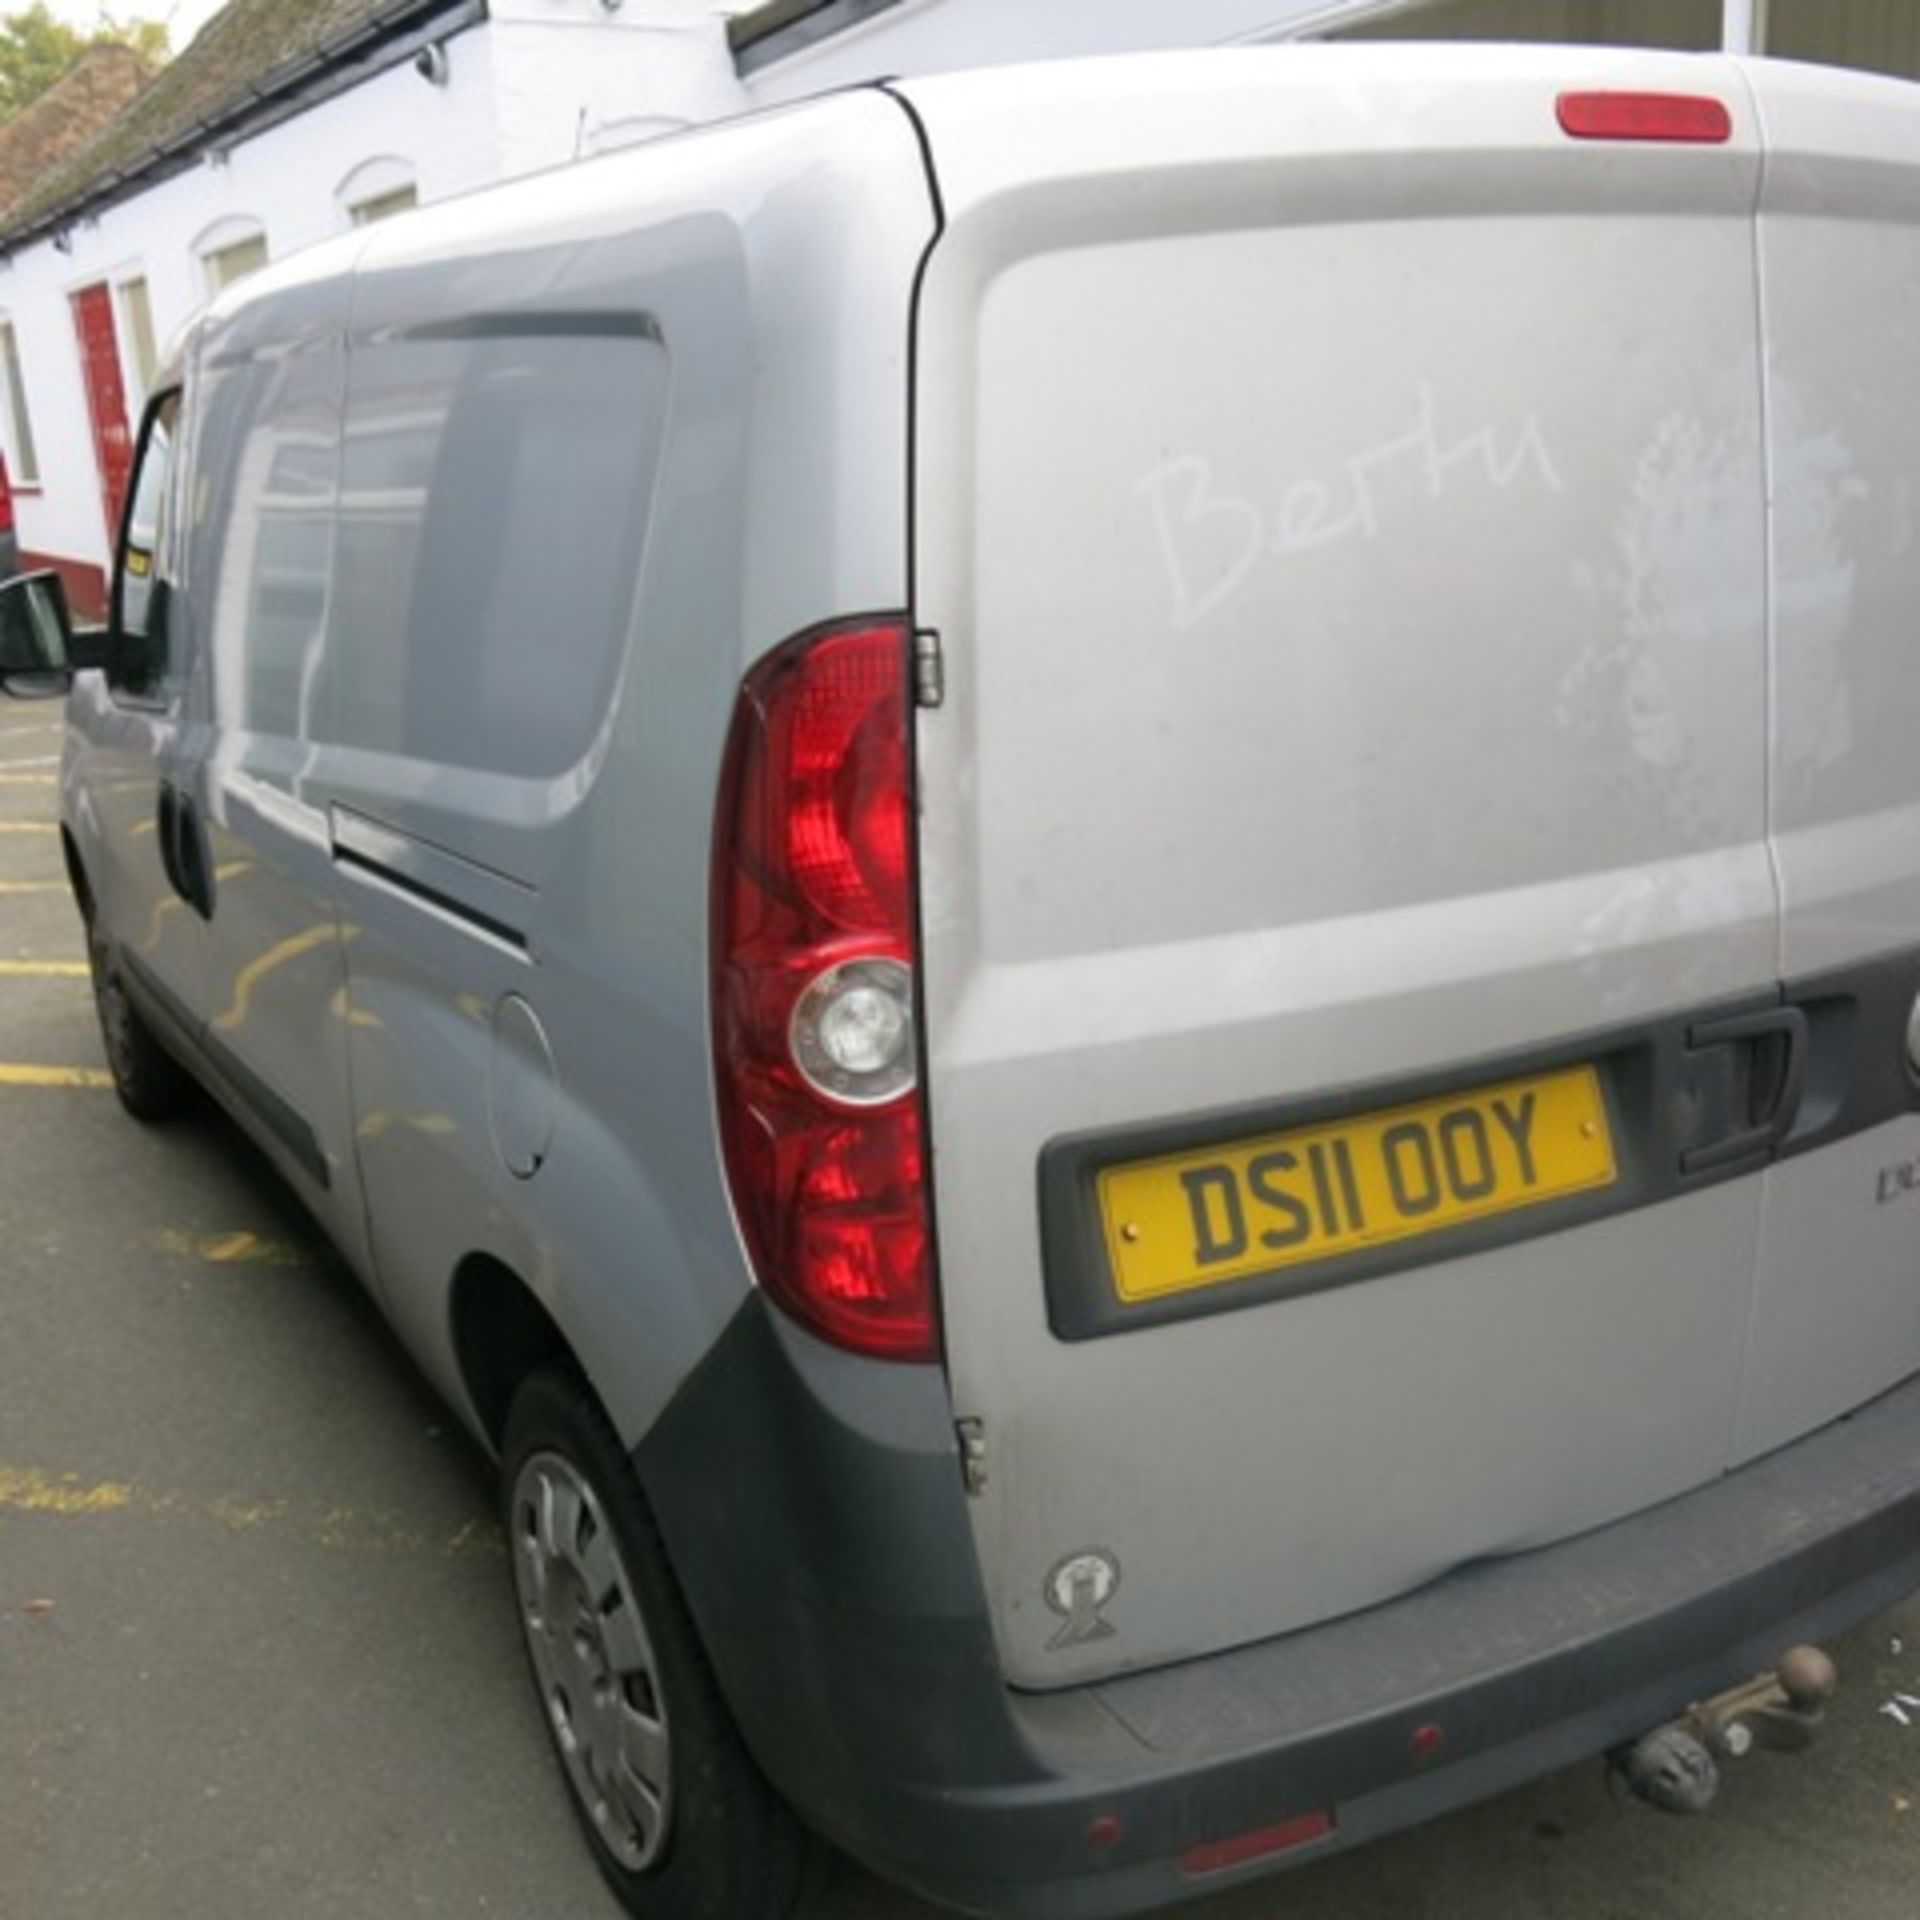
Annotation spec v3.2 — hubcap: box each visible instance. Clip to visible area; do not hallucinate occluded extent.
[510,1451,672,1871]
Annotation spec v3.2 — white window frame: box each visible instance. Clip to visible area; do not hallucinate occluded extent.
[0,314,41,489]
[113,269,161,414]
[1724,0,1767,54]
[336,156,419,230]
[194,215,270,298]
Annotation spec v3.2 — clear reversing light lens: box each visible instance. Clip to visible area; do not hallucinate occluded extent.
[791,956,916,1106]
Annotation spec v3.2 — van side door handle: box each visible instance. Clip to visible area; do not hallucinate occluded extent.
[157,780,215,921]
[177,791,214,921]
[156,783,186,903]
[1680,1005,1809,1174]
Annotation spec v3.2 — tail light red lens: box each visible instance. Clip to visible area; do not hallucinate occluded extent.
[712,620,937,1362]
[0,451,14,536]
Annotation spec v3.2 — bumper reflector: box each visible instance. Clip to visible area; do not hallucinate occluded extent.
[1178,1808,1335,1877]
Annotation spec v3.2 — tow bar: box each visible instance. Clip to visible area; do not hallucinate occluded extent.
[1610,1645,1840,1816]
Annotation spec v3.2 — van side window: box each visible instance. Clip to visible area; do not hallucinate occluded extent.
[110,389,183,700]
[323,330,667,778]
[192,344,343,739]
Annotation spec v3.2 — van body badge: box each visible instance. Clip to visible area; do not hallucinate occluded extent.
[1044,1549,1121,1650]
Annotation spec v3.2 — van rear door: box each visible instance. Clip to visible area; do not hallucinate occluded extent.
[907,48,1778,1685]
[1734,62,1920,1464]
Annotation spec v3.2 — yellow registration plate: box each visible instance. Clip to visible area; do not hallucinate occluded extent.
[1099,1065,1617,1305]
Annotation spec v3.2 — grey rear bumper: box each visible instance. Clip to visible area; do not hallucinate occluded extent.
[638,1301,1920,1919]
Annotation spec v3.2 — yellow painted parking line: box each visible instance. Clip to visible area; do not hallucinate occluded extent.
[148,1227,315,1269]
[0,881,65,895]
[0,1459,504,1558]
[0,1466,134,1515]
[0,959,86,977]
[0,772,55,786]
[0,1064,111,1088]
[355,1109,457,1142]
[0,822,54,834]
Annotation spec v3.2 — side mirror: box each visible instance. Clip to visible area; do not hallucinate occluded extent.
[0,570,76,700]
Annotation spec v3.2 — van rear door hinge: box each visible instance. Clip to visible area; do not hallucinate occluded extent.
[956,1417,987,1496]
[913,629,945,709]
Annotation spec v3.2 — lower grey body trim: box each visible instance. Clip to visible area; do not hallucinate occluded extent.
[638,1295,1920,1920]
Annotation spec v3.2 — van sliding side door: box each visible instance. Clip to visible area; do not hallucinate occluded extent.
[187,275,371,1270]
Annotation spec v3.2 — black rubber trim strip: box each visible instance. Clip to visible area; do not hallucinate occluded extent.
[332,843,530,952]
[328,807,533,955]
[119,946,331,1190]
[391,311,665,345]
[1042,949,1920,1341]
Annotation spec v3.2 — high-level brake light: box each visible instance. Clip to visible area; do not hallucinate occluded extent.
[1556,91,1733,144]
[711,620,937,1362]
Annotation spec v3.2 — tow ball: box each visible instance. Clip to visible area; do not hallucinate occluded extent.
[1610,1645,1840,1816]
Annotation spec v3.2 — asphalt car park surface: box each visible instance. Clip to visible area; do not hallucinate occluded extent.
[5,689,1920,1920]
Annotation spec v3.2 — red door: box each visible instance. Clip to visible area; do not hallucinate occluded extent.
[71,282,133,543]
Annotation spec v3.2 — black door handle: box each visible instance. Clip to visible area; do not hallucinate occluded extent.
[157,781,215,921]
[176,791,214,921]
[156,784,186,903]
[1681,1005,1808,1174]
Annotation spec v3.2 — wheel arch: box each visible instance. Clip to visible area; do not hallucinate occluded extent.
[449,1251,582,1453]
[60,823,92,916]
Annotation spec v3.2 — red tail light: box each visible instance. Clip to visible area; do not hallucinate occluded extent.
[711,619,937,1362]
[0,451,14,536]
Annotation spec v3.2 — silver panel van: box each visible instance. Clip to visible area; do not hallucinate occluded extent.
[9,42,1920,1920]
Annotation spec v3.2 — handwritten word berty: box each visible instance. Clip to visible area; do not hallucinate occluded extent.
[1138,384,1565,632]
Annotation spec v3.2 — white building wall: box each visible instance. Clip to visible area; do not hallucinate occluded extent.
[0,0,740,590]
[490,1,746,157]
[0,24,501,582]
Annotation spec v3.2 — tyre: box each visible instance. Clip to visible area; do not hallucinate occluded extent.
[501,1371,818,1920]
[86,911,190,1121]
